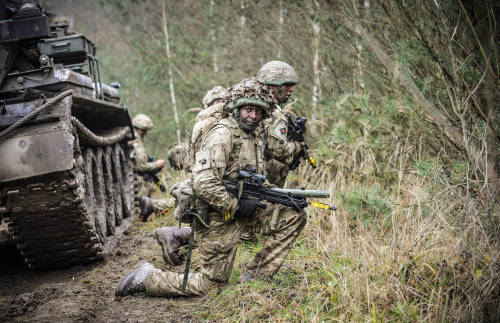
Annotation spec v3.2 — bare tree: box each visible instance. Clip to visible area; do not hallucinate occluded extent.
[161,0,181,145]
[210,0,219,73]
[311,0,321,130]
[277,0,284,59]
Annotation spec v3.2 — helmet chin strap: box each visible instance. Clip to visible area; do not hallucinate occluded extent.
[232,110,257,131]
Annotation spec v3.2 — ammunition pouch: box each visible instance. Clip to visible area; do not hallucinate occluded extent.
[170,179,212,227]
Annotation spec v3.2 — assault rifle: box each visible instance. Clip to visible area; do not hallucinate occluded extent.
[182,168,335,292]
[286,115,317,170]
[223,169,335,212]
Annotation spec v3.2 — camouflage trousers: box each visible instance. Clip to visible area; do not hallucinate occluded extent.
[152,197,175,213]
[145,204,307,296]
[137,177,156,198]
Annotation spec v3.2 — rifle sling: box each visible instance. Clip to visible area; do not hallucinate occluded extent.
[182,215,196,292]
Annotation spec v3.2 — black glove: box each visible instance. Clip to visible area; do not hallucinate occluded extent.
[234,199,259,219]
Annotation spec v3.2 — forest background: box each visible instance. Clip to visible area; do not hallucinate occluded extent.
[43,0,499,321]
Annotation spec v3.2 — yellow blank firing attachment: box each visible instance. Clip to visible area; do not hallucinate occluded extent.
[310,201,336,211]
[309,157,317,168]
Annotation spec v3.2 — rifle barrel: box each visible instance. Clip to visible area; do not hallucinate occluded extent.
[270,188,330,198]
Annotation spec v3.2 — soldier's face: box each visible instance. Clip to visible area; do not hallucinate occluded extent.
[210,98,224,106]
[135,128,148,138]
[239,105,263,127]
[269,84,295,103]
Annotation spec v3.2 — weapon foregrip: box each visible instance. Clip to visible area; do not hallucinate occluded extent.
[270,188,330,198]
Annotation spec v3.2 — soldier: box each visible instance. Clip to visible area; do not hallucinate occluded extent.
[129,114,173,221]
[258,60,302,187]
[154,85,228,256]
[115,79,307,297]
[167,143,189,171]
[155,66,303,263]
[191,85,228,159]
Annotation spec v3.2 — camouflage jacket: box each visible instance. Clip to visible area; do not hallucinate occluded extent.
[128,137,160,173]
[188,102,225,172]
[192,116,266,216]
[263,106,300,165]
[195,102,224,122]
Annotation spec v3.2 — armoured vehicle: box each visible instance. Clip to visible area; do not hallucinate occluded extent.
[0,2,137,269]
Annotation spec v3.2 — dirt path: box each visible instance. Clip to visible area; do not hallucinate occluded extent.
[0,217,205,322]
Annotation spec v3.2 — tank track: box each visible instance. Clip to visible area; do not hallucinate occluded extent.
[1,142,137,270]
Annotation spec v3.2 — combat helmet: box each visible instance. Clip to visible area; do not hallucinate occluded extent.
[132,114,154,131]
[224,78,277,117]
[257,61,298,86]
[202,85,228,108]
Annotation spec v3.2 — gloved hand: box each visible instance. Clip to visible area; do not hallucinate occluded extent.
[234,199,259,219]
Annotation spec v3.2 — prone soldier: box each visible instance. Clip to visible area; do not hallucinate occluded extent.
[115,79,307,297]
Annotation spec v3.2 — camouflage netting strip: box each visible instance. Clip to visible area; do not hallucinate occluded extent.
[0,89,75,141]
[71,116,130,146]
[223,78,278,111]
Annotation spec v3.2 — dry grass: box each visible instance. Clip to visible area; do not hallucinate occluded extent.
[179,141,499,322]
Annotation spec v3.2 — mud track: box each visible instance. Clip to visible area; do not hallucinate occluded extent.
[0,218,206,322]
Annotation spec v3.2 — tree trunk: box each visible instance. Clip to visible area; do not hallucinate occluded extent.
[352,0,368,89]
[311,0,321,133]
[240,0,246,30]
[162,0,181,145]
[210,0,219,73]
[277,0,284,59]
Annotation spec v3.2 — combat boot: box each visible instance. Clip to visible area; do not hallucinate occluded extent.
[140,197,154,221]
[115,260,154,296]
[155,227,191,266]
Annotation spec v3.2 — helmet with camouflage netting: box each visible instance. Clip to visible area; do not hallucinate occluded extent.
[202,85,228,108]
[257,61,298,86]
[224,78,277,119]
[132,114,154,131]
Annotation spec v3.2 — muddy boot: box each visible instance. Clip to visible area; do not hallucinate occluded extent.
[238,271,254,284]
[115,260,155,297]
[140,197,154,222]
[155,227,191,266]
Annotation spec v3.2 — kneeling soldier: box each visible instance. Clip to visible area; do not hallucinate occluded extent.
[115,79,307,297]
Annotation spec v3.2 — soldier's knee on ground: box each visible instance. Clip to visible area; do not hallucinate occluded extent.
[145,269,214,297]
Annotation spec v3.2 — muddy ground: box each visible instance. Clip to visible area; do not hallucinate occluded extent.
[0,217,207,322]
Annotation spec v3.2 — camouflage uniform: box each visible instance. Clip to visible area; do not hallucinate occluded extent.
[262,106,301,187]
[130,114,174,212]
[185,86,228,173]
[258,61,301,187]
[144,81,306,296]
[129,137,158,196]
[167,143,189,171]
[188,102,225,172]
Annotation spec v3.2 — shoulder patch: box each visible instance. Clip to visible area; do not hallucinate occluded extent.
[280,127,287,135]
[193,150,212,173]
